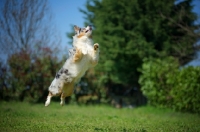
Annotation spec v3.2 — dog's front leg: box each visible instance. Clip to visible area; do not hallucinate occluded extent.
[73,48,83,62]
[91,43,99,66]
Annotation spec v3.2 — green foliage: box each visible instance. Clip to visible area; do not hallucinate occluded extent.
[79,0,199,89]
[139,57,179,107]
[170,66,200,113]
[139,57,200,113]
[7,48,62,102]
[0,102,200,131]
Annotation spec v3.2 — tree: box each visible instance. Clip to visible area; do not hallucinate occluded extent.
[0,0,60,55]
[78,0,199,103]
[0,0,62,102]
[159,0,200,64]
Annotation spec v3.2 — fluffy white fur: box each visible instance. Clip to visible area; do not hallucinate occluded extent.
[45,25,99,106]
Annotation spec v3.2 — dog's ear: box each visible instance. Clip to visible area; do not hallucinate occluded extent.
[74,25,80,32]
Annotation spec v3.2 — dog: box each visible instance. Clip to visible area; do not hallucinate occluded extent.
[45,25,99,106]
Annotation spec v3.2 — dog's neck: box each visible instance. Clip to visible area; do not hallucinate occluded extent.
[73,36,93,47]
[72,35,93,55]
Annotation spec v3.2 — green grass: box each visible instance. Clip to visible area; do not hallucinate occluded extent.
[0,102,199,132]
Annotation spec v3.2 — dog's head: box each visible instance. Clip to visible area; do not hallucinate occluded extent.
[74,25,92,38]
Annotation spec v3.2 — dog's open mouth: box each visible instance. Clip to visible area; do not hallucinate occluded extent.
[85,26,92,33]
[85,28,92,33]
[85,30,89,33]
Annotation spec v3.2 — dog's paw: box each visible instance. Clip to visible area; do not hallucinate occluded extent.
[94,43,99,51]
[45,98,50,107]
[60,99,65,106]
[45,102,50,107]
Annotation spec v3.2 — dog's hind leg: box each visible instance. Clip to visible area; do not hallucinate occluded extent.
[60,82,75,106]
[60,92,67,106]
[45,92,53,106]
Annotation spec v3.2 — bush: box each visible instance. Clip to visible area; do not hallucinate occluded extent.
[7,49,62,103]
[170,66,200,113]
[138,57,179,107]
[139,57,200,113]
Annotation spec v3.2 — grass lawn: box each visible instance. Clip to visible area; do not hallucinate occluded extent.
[0,102,199,132]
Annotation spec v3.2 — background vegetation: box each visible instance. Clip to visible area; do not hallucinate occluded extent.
[76,0,200,113]
[0,0,200,115]
[0,0,63,103]
[139,57,200,113]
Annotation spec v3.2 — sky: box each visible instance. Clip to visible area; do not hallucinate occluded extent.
[48,0,87,49]
[49,0,200,66]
